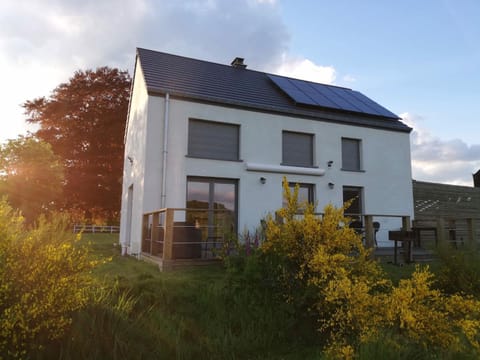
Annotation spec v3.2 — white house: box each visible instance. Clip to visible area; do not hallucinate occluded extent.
[120,48,414,259]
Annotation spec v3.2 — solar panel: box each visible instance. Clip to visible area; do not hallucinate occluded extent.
[268,74,316,106]
[267,73,398,119]
[349,91,398,118]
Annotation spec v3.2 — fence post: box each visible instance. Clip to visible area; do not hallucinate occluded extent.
[364,215,374,250]
[402,216,412,263]
[467,218,476,247]
[151,213,160,255]
[163,209,174,261]
[436,218,446,245]
[142,214,149,253]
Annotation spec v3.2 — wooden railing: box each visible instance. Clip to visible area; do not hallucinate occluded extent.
[142,208,234,262]
[412,217,480,247]
[140,209,480,267]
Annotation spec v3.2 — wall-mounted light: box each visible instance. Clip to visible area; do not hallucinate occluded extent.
[327,160,334,168]
[260,177,266,184]
[127,156,134,165]
[328,182,335,189]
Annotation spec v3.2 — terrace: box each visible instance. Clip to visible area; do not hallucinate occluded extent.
[140,208,480,270]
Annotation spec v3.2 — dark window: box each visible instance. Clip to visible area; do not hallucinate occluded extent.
[342,138,361,171]
[186,177,238,238]
[282,131,314,167]
[188,119,239,161]
[343,186,363,218]
[283,182,315,209]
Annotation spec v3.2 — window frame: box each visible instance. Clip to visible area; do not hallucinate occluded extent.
[342,186,364,219]
[187,118,240,161]
[282,130,315,168]
[283,182,315,210]
[341,137,362,172]
[186,176,239,235]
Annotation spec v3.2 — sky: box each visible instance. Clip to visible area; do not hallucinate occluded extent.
[1,0,479,186]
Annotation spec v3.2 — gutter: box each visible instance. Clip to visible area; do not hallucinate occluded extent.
[161,93,170,208]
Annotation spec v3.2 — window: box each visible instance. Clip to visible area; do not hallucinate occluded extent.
[282,131,314,167]
[283,182,315,209]
[342,138,361,171]
[343,186,363,218]
[186,177,238,236]
[188,119,240,161]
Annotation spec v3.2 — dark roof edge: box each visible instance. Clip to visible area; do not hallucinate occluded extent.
[413,179,479,190]
[148,87,412,133]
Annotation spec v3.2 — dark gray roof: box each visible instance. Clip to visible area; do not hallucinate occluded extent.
[136,48,411,133]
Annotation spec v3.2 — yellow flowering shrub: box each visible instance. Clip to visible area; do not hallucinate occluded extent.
[383,266,480,352]
[262,179,388,351]
[262,178,480,359]
[0,199,98,359]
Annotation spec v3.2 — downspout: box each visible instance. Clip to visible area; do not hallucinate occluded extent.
[161,93,170,209]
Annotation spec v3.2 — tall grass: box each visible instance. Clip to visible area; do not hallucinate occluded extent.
[39,233,480,359]
[40,234,319,359]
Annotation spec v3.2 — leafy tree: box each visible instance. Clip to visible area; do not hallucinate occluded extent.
[23,67,131,223]
[0,136,64,223]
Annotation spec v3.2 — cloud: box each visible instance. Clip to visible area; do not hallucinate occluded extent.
[0,0,291,142]
[273,55,336,84]
[342,74,356,83]
[402,112,480,186]
[1,0,340,143]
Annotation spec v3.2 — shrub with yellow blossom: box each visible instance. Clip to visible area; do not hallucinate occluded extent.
[260,178,480,358]
[0,199,98,359]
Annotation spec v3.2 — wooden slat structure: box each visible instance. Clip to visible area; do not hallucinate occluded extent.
[413,180,480,247]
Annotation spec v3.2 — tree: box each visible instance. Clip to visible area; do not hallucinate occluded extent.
[23,67,131,222]
[0,136,64,222]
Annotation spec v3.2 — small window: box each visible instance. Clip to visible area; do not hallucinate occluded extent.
[283,182,315,209]
[188,119,239,161]
[343,186,363,218]
[282,131,314,167]
[342,138,361,171]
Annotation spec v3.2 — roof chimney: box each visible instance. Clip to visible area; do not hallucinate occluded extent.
[231,57,247,69]
[474,169,480,187]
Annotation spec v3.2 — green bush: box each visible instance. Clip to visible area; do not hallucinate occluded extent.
[435,243,480,297]
[0,199,97,358]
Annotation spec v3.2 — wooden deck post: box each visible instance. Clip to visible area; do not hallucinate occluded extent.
[402,216,412,263]
[467,218,476,247]
[436,218,446,245]
[364,215,374,249]
[142,214,149,253]
[151,212,160,255]
[163,208,174,261]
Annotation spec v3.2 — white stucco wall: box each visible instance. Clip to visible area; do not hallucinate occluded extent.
[119,60,151,254]
[124,95,414,250]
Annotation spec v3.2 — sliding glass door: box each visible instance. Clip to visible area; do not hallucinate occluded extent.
[186,177,237,253]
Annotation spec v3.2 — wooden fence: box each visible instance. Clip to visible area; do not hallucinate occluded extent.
[73,224,120,233]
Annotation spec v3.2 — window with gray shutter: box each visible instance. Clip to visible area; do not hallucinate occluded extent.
[282,131,314,167]
[188,119,240,161]
[342,138,361,171]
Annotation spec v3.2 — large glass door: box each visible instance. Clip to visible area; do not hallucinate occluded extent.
[186,177,238,256]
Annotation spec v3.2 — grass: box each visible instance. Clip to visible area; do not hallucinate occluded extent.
[42,234,474,359]
[44,233,320,359]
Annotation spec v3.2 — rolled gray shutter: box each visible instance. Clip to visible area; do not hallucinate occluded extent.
[282,131,313,167]
[188,119,239,161]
